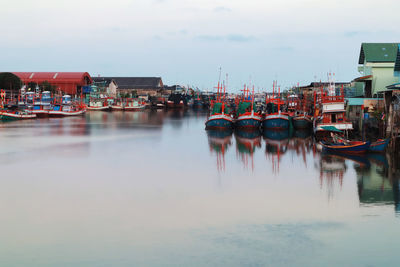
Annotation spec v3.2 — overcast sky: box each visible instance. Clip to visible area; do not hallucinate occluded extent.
[1,0,399,91]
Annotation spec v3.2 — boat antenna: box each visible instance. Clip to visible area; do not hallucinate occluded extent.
[225,73,228,101]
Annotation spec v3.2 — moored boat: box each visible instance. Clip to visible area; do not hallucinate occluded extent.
[0,110,36,121]
[48,95,86,117]
[124,98,146,111]
[313,79,353,139]
[320,141,371,154]
[293,114,313,129]
[111,99,125,111]
[87,98,110,111]
[262,81,291,130]
[205,79,233,130]
[235,85,262,129]
[263,112,290,129]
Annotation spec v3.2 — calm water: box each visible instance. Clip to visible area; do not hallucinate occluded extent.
[0,110,400,267]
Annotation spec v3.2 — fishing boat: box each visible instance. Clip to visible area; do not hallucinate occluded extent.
[193,93,203,109]
[48,95,86,117]
[167,93,186,109]
[0,110,36,121]
[111,98,125,111]
[293,112,313,129]
[30,91,53,118]
[263,81,290,130]
[313,76,353,139]
[320,140,371,154]
[368,138,390,152]
[235,85,262,129]
[124,98,146,111]
[205,78,233,129]
[292,94,313,129]
[87,97,110,111]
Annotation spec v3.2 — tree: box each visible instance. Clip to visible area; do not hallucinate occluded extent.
[0,72,22,93]
[27,82,38,91]
[40,80,57,94]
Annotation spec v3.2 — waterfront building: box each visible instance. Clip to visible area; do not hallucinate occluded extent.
[12,72,92,96]
[93,77,164,98]
[356,43,399,98]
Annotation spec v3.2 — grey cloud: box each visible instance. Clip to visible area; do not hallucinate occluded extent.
[196,34,257,42]
[214,6,232,12]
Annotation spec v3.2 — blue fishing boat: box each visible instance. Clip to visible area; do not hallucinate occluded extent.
[292,114,313,129]
[320,141,371,154]
[262,81,291,130]
[368,139,390,152]
[263,112,290,129]
[205,111,234,129]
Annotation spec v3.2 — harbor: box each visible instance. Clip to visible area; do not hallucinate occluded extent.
[0,110,399,266]
[2,0,400,264]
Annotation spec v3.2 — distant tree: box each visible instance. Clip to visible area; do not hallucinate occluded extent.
[40,80,57,94]
[132,90,138,98]
[0,72,22,93]
[27,82,38,91]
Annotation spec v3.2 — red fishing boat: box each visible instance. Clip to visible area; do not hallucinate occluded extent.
[205,74,234,129]
[292,93,313,129]
[235,85,262,129]
[48,95,86,117]
[263,81,290,130]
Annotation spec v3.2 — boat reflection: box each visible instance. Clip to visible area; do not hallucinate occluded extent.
[263,130,291,174]
[290,129,313,168]
[234,129,262,171]
[206,129,233,172]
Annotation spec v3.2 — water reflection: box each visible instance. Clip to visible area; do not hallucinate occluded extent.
[206,129,233,172]
[355,154,400,213]
[234,130,262,171]
[1,110,400,266]
[263,130,291,174]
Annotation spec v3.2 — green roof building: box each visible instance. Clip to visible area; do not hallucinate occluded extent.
[356,43,399,97]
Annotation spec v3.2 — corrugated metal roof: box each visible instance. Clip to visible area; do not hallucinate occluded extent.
[12,72,93,84]
[358,43,399,64]
[395,44,400,71]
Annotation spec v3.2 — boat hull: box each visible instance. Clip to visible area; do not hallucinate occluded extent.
[235,113,262,129]
[48,109,86,117]
[111,105,124,111]
[262,114,290,130]
[293,116,312,129]
[32,110,50,118]
[124,105,146,111]
[87,106,110,111]
[205,114,233,129]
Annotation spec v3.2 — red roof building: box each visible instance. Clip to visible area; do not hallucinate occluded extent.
[12,72,93,95]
